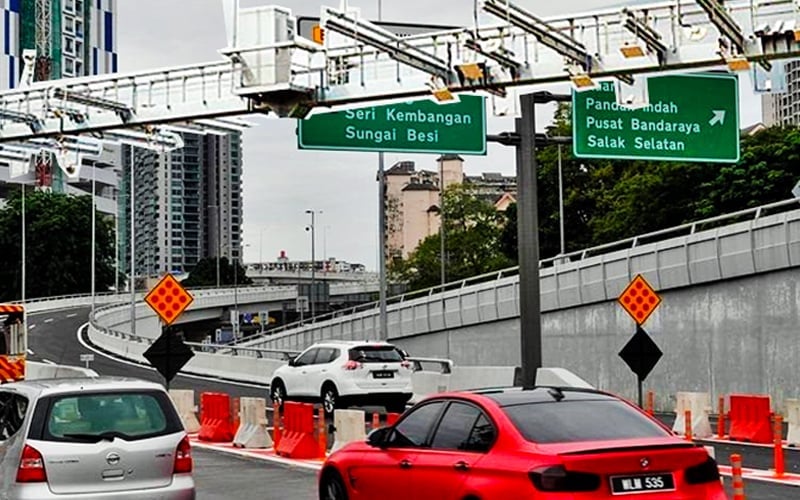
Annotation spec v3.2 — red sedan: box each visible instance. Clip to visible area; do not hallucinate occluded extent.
[318,386,726,499]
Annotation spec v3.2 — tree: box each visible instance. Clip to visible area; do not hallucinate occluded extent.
[391,184,513,290]
[182,257,252,288]
[0,189,116,301]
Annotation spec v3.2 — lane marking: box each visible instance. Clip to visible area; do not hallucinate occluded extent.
[26,349,34,355]
[29,324,36,329]
[42,359,56,365]
[66,313,78,318]
[43,318,54,323]
[75,323,270,390]
[190,440,322,472]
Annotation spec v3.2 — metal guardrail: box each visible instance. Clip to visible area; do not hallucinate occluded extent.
[185,341,299,361]
[238,198,800,346]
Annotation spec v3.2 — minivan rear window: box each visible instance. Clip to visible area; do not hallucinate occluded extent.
[503,400,671,444]
[33,390,182,443]
[348,346,404,363]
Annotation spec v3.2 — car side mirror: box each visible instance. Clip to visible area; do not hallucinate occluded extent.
[367,427,391,448]
[287,357,297,367]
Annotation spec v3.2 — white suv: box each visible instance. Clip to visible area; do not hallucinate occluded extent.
[270,341,413,415]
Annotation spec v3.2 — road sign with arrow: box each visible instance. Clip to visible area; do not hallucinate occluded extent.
[573,73,740,163]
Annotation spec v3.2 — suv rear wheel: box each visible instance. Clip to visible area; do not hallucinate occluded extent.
[321,383,339,416]
[270,380,286,409]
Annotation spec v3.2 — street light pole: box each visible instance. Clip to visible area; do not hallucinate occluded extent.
[21,183,25,305]
[305,209,317,319]
[129,147,136,337]
[91,164,96,312]
[376,0,389,341]
[558,145,565,256]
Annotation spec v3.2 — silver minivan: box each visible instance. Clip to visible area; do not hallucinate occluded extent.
[0,377,195,499]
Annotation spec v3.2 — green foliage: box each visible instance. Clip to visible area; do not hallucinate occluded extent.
[182,257,252,288]
[0,189,116,301]
[391,184,513,290]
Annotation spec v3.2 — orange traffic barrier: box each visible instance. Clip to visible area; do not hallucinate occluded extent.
[731,454,745,500]
[684,409,693,441]
[198,392,234,442]
[273,402,282,449]
[318,406,327,458]
[728,394,772,444]
[717,395,726,438]
[275,402,319,459]
[646,390,655,416]
[372,412,380,430]
[386,412,401,426]
[774,414,785,478]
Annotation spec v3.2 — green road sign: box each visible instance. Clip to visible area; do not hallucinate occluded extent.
[298,95,487,155]
[573,74,740,163]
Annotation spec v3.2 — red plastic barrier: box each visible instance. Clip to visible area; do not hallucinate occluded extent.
[198,392,234,442]
[275,402,320,459]
[386,413,401,426]
[728,394,772,444]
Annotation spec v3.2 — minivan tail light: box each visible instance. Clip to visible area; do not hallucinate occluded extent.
[400,360,412,369]
[343,360,362,370]
[16,444,47,483]
[529,465,600,492]
[173,435,193,474]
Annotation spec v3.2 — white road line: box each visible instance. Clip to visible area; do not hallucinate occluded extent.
[66,313,78,318]
[43,318,54,323]
[27,349,34,355]
[75,323,270,390]
[28,324,36,329]
[42,359,56,365]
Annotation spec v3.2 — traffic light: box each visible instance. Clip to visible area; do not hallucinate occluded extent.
[312,24,325,44]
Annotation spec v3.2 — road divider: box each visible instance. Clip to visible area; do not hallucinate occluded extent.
[198,392,234,442]
[169,389,200,433]
[785,398,800,446]
[729,394,773,444]
[234,397,272,448]
[672,392,712,439]
[275,402,320,459]
[331,409,366,453]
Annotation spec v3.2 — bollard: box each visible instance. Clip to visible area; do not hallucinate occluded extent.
[232,397,240,434]
[372,412,380,431]
[717,395,725,439]
[685,409,693,441]
[646,390,655,416]
[318,406,327,458]
[774,414,785,478]
[273,402,282,449]
[731,454,745,500]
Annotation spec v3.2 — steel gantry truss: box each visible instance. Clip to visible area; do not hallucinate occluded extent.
[0,0,798,152]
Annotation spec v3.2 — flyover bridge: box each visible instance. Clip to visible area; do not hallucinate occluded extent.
[86,199,800,408]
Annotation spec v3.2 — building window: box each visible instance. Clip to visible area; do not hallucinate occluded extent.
[75,60,83,75]
[74,19,84,38]
[64,37,74,55]
[63,58,75,76]
[63,16,74,33]
[64,0,75,13]
[75,40,83,56]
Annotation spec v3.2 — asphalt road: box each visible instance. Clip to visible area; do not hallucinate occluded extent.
[25,306,800,499]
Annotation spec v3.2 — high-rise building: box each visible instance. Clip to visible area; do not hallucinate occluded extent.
[0,0,119,196]
[761,61,800,126]
[119,132,244,278]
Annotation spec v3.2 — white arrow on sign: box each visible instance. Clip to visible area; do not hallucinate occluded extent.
[709,110,726,126]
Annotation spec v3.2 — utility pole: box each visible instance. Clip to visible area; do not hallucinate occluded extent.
[129,147,136,337]
[376,0,388,340]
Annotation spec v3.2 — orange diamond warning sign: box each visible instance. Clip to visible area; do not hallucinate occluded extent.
[145,274,193,325]
[618,274,661,325]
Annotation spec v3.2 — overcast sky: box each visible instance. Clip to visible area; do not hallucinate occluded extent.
[117,1,763,270]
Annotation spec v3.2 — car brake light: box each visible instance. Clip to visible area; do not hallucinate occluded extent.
[400,360,411,369]
[529,465,600,492]
[343,360,362,370]
[684,456,720,484]
[173,435,193,474]
[16,444,47,483]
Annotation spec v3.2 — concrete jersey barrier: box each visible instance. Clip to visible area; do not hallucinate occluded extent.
[27,361,98,379]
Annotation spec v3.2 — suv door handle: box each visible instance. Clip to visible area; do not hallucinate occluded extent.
[453,461,470,471]
[399,460,412,469]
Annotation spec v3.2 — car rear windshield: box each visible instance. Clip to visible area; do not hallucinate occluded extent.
[503,400,671,444]
[31,390,183,443]
[349,346,404,363]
